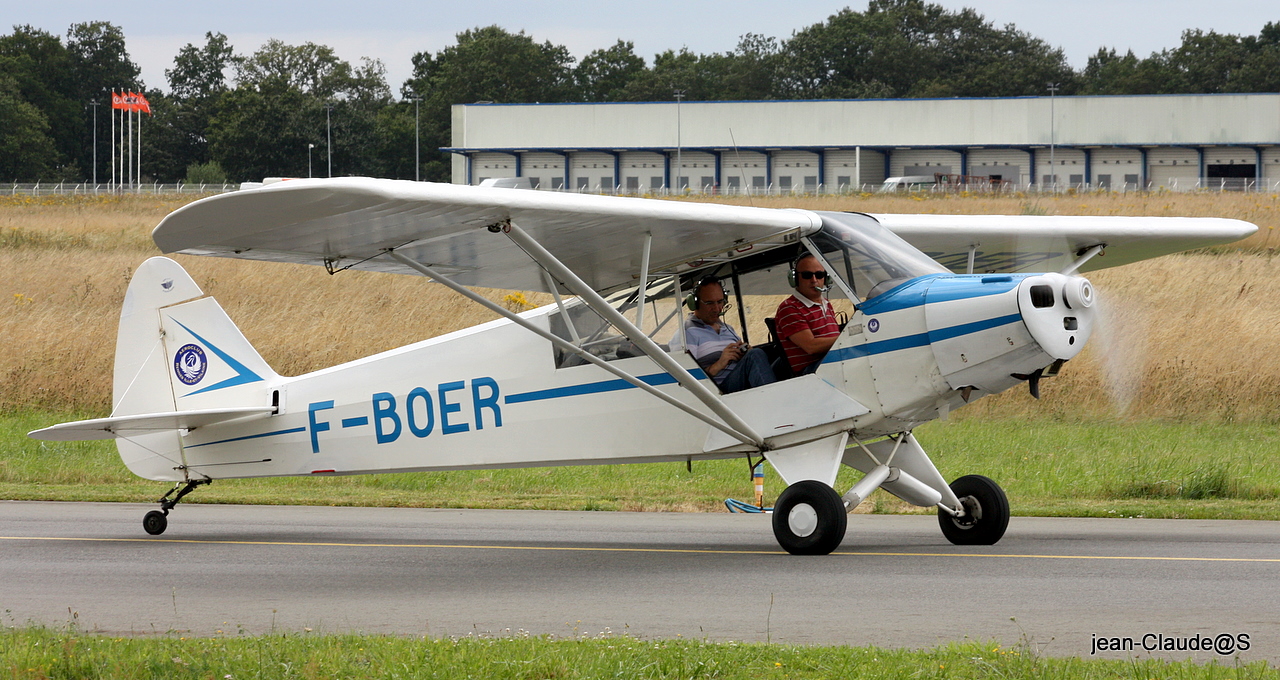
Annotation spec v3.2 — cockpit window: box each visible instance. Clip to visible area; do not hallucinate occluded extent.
[810,212,950,299]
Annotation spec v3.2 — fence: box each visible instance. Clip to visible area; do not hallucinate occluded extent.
[5,182,239,196]
[8,177,1278,198]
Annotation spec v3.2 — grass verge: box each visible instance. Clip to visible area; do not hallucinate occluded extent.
[6,411,1280,519]
[0,626,1273,679]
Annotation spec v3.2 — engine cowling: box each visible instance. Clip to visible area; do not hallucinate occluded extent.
[920,273,1095,395]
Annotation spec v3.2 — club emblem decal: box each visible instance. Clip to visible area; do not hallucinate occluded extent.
[174,344,207,385]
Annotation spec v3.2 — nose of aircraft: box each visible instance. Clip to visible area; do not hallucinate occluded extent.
[1017,272,1096,361]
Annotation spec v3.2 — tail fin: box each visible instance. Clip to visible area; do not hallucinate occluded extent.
[113,257,278,480]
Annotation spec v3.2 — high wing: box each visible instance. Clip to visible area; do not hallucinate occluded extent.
[154,178,822,293]
[155,179,1256,290]
[871,213,1256,275]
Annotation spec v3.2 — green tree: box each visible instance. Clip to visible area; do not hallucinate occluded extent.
[0,75,58,180]
[234,39,390,101]
[371,102,418,180]
[167,31,233,101]
[405,26,577,181]
[779,0,1074,99]
[713,34,785,100]
[618,48,718,101]
[0,26,77,177]
[185,159,227,185]
[151,32,236,180]
[207,84,319,181]
[66,21,141,181]
[1157,29,1249,93]
[207,39,392,181]
[575,40,646,101]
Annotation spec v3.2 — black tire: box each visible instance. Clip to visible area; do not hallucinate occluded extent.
[143,510,168,536]
[938,474,1009,545]
[771,480,847,555]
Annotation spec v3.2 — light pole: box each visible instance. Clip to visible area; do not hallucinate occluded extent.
[1047,82,1059,192]
[674,90,684,192]
[308,143,315,178]
[325,102,334,178]
[89,99,99,186]
[407,93,422,181]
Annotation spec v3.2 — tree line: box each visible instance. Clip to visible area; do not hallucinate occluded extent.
[2,0,1278,184]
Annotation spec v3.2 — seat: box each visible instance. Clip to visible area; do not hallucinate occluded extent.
[761,317,794,381]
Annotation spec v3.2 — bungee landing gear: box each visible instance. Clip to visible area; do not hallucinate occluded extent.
[143,478,211,535]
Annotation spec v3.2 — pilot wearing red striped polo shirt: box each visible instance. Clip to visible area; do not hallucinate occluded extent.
[774,252,840,376]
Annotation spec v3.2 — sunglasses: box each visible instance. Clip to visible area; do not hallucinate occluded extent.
[799,270,828,280]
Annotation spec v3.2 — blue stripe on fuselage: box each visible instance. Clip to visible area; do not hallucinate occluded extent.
[823,313,1023,365]
[184,426,306,449]
[504,368,709,404]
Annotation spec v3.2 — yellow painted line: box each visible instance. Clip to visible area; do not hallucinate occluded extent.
[3,535,1280,563]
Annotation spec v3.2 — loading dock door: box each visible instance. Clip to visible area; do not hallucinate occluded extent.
[1207,164,1256,190]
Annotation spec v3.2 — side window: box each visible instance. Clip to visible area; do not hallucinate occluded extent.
[546,277,683,369]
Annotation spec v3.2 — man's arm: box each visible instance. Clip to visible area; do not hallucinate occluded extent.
[785,329,837,355]
[704,343,743,377]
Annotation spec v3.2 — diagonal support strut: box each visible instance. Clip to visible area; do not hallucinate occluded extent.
[498,220,768,448]
[382,249,760,448]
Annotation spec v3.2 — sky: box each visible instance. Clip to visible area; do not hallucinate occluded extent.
[3,0,1277,95]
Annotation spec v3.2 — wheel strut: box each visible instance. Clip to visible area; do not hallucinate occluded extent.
[143,478,210,536]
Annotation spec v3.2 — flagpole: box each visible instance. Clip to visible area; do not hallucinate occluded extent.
[128,107,133,190]
[110,89,115,191]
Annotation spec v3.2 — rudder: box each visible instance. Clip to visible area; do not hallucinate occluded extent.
[113,257,278,480]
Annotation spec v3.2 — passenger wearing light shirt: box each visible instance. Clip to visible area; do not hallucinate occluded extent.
[681,279,775,393]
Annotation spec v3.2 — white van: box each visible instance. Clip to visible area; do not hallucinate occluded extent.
[878,175,937,192]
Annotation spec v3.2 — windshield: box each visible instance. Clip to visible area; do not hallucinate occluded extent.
[810,212,950,299]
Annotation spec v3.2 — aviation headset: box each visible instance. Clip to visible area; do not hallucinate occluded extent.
[787,251,818,288]
[684,276,723,312]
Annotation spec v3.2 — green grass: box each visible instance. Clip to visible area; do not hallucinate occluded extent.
[6,410,1280,519]
[1,626,1274,679]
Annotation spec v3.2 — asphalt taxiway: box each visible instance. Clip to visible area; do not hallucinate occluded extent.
[1,501,1277,660]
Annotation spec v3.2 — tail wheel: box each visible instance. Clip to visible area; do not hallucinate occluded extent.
[143,510,168,536]
[772,480,847,555]
[938,474,1009,545]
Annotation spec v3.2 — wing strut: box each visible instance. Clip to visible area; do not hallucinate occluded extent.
[499,220,768,449]
[1060,244,1105,275]
[382,249,761,449]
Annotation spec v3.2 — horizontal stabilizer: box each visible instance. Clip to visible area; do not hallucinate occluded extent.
[28,407,276,442]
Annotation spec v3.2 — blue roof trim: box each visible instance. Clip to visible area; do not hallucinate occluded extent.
[443,142,1279,154]
[456,93,1280,108]
[184,426,305,449]
[505,368,708,404]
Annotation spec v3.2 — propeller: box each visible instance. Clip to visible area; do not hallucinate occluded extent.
[1011,367,1045,399]
[1089,282,1148,417]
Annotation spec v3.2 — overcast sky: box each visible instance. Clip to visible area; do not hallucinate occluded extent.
[4,0,1277,95]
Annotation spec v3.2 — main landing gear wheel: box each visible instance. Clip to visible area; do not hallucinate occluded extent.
[143,510,168,536]
[938,474,1009,546]
[772,480,847,555]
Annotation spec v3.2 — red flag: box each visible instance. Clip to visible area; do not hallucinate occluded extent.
[111,92,126,110]
[133,92,152,115]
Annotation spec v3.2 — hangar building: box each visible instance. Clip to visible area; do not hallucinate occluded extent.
[446,94,1280,193]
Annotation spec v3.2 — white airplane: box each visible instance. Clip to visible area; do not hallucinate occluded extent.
[30,178,1255,554]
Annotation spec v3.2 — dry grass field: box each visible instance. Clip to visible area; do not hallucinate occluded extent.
[3,190,1278,422]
